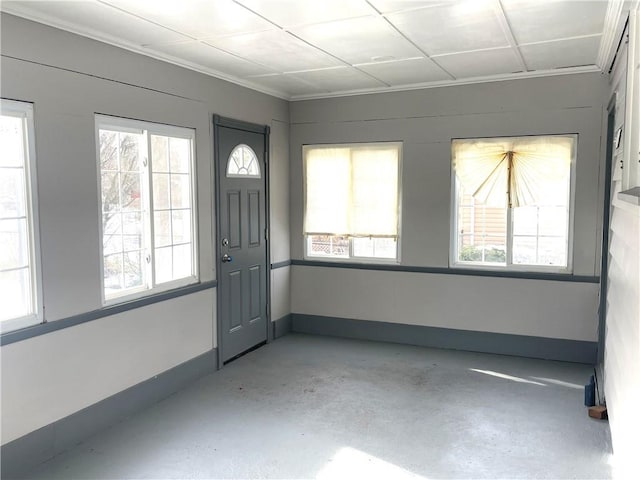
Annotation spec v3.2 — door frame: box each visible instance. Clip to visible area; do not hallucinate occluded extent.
[213,114,272,369]
[597,97,617,365]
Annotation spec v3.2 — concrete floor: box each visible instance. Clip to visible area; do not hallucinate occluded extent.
[26,334,611,479]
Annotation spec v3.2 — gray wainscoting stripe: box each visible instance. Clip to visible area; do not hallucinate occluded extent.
[291,260,599,283]
[1,280,217,346]
[270,260,292,270]
[292,314,597,364]
[1,349,217,479]
[273,314,292,339]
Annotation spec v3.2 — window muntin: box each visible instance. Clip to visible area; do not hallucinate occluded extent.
[303,143,401,261]
[227,144,260,178]
[97,116,197,303]
[0,100,42,332]
[452,135,575,271]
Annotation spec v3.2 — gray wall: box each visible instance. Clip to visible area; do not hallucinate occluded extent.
[603,33,640,475]
[290,73,607,342]
[0,14,290,444]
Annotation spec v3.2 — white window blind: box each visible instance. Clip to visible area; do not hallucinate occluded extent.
[452,136,573,208]
[304,143,400,238]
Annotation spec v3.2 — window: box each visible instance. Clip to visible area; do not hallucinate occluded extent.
[227,144,260,178]
[304,143,401,261]
[1,99,42,333]
[96,116,197,303]
[451,135,575,271]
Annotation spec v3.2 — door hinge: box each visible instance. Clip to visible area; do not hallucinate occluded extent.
[264,228,268,240]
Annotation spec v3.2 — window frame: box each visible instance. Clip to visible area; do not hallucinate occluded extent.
[302,141,403,264]
[0,99,43,333]
[449,134,577,274]
[95,114,199,306]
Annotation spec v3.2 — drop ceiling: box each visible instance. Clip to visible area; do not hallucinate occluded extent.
[0,0,618,100]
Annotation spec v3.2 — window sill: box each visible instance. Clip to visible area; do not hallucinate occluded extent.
[103,277,199,307]
[304,255,399,265]
[617,186,640,206]
[450,262,572,275]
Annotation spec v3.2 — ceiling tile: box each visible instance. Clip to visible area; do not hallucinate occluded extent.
[368,0,456,14]
[235,0,376,28]
[519,36,601,70]
[292,67,387,92]
[434,47,522,78]
[357,57,451,85]
[291,15,422,65]
[207,29,343,72]
[101,0,275,39]
[247,73,326,97]
[143,41,277,77]
[501,0,608,44]
[386,0,509,55]
[1,0,190,45]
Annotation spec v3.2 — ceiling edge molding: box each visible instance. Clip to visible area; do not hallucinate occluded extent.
[289,65,602,101]
[0,7,293,101]
[597,0,630,71]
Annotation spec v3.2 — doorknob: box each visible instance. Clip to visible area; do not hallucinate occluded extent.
[222,254,233,263]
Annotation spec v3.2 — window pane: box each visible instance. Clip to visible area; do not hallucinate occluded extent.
[121,172,141,212]
[169,137,190,173]
[122,212,143,251]
[513,236,537,265]
[0,268,31,321]
[119,133,140,171]
[0,167,27,218]
[170,174,190,209]
[172,244,192,279]
[154,246,172,284]
[123,250,144,289]
[0,115,25,168]
[99,130,118,171]
[482,236,506,263]
[154,210,172,247]
[102,213,123,255]
[513,207,538,236]
[538,237,567,266]
[353,237,397,259]
[101,172,120,213]
[352,237,374,257]
[151,135,169,172]
[538,207,567,237]
[308,235,349,258]
[152,173,170,210]
[172,209,191,244]
[0,218,29,270]
[103,253,123,293]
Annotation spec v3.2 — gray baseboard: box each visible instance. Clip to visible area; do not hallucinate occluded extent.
[1,349,217,479]
[291,314,597,364]
[273,314,292,339]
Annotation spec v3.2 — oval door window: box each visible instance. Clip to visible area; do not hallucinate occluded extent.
[226,144,261,178]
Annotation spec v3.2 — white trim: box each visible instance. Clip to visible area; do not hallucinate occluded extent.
[289,66,601,101]
[449,134,577,274]
[0,99,43,333]
[95,114,199,306]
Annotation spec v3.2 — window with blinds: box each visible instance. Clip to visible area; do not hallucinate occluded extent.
[451,135,575,270]
[303,143,401,261]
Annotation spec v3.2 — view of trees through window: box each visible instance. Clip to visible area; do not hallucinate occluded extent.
[97,117,196,301]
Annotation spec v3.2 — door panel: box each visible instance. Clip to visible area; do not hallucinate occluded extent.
[215,119,268,363]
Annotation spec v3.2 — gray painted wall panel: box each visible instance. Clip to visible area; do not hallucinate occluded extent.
[0,13,289,445]
[289,73,606,342]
